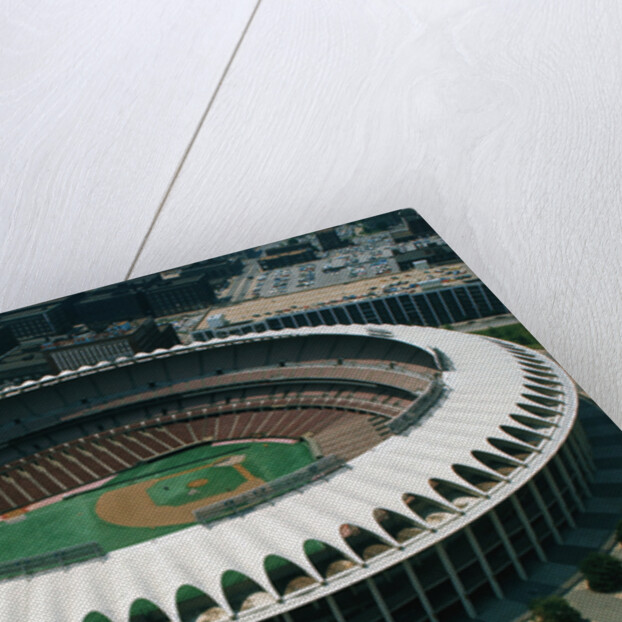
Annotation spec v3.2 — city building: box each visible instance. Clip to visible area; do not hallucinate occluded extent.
[0,302,72,340]
[316,228,350,251]
[205,313,226,331]
[0,338,55,387]
[360,212,403,232]
[391,227,416,244]
[143,273,216,317]
[0,328,17,358]
[393,243,459,271]
[42,319,179,372]
[192,279,507,340]
[179,257,245,284]
[259,243,318,270]
[399,209,437,239]
[72,286,150,328]
[0,325,594,621]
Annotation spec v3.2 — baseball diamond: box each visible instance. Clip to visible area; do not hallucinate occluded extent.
[0,442,313,559]
[0,325,595,622]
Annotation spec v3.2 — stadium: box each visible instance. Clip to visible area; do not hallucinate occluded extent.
[0,325,593,622]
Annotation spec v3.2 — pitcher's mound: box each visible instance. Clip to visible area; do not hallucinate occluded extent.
[187,478,209,489]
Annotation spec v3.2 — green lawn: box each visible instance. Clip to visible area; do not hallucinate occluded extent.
[474,323,543,349]
[0,441,313,564]
[148,464,246,507]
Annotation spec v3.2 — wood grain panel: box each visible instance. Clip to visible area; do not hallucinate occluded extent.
[0,0,256,311]
[131,0,622,426]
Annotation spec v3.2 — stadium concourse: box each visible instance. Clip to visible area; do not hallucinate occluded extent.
[0,325,593,622]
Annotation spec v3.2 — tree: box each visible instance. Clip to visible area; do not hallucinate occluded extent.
[615,519,622,544]
[579,552,622,593]
[529,595,582,622]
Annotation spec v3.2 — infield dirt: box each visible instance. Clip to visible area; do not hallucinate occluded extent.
[95,460,262,527]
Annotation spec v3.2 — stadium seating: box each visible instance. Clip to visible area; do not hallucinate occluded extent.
[0,335,440,515]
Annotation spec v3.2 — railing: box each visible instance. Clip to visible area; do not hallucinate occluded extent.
[194,455,345,525]
[388,378,445,434]
[0,542,104,581]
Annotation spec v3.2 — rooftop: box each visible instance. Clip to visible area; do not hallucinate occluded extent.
[41,320,147,350]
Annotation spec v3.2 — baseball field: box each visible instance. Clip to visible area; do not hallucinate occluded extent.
[0,440,313,564]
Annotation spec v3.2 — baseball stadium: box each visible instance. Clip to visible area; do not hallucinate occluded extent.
[0,325,594,622]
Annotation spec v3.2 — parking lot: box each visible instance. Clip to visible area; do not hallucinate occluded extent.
[249,254,399,299]
[195,261,473,330]
[190,230,474,333]
[243,236,403,300]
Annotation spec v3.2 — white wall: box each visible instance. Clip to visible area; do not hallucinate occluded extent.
[1,0,620,426]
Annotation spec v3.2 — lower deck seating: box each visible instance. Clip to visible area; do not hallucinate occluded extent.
[0,365,427,514]
[0,399,393,515]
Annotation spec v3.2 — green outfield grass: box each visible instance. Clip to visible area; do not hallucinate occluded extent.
[0,440,313,564]
[474,322,543,349]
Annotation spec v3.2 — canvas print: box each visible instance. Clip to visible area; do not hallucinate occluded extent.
[0,209,619,622]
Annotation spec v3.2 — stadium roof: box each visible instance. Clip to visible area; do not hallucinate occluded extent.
[0,325,578,621]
